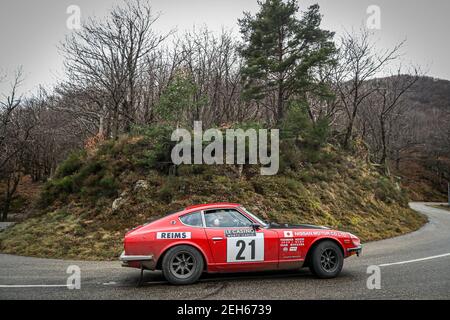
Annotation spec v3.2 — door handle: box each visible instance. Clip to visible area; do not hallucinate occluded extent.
[212,237,223,241]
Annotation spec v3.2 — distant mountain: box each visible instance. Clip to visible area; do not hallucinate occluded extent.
[381,75,450,201]
[405,76,450,112]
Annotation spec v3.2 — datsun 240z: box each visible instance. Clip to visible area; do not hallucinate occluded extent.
[120,203,362,285]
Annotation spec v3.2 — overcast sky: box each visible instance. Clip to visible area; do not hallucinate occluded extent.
[1,0,449,95]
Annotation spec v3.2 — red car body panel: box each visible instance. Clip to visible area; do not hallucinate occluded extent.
[121,203,361,273]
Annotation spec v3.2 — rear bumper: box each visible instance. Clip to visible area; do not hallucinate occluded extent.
[119,251,156,269]
[347,245,362,257]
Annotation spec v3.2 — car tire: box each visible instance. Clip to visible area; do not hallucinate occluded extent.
[162,245,204,285]
[309,240,344,279]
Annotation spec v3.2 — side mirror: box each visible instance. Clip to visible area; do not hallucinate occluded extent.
[251,223,261,230]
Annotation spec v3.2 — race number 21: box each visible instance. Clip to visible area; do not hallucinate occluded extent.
[227,233,264,262]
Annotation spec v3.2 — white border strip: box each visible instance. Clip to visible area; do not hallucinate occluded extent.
[379,253,450,267]
[0,284,70,288]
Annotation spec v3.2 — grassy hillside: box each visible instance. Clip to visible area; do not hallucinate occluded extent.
[0,132,427,260]
[394,158,449,202]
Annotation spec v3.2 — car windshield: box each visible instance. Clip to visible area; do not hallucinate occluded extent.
[240,207,268,227]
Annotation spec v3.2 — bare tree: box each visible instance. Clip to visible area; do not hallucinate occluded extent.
[0,69,39,221]
[389,111,423,170]
[0,67,24,171]
[359,70,420,173]
[61,0,167,139]
[177,27,245,127]
[333,29,404,148]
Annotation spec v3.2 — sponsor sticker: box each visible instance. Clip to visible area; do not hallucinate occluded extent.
[156,232,191,239]
[225,229,256,238]
[283,231,294,238]
[294,231,346,237]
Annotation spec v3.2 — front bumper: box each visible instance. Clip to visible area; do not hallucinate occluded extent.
[347,245,362,257]
[119,251,156,269]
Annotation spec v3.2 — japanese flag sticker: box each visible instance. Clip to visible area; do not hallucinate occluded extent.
[284,231,293,238]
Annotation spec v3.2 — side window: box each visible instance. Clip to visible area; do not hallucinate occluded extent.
[179,211,203,227]
[204,209,252,228]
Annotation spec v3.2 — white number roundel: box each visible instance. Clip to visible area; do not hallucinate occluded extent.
[226,233,264,262]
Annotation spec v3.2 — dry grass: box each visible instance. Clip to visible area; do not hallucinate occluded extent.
[394,158,448,202]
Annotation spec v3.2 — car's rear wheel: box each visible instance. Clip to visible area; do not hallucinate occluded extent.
[162,245,204,285]
[309,240,343,278]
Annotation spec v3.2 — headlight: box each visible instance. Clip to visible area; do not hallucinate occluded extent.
[348,233,361,246]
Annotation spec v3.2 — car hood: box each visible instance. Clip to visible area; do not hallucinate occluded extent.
[267,222,330,230]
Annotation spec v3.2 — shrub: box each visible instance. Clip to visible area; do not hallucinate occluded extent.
[374,176,408,206]
[98,175,118,197]
[97,140,115,156]
[54,176,75,193]
[280,101,330,149]
[279,141,304,171]
[54,151,85,178]
[305,117,330,149]
[132,125,175,172]
[39,176,74,207]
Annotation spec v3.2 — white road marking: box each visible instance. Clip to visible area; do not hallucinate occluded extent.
[379,253,450,267]
[0,284,70,288]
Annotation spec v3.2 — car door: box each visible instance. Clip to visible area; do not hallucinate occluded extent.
[271,228,306,270]
[203,208,278,272]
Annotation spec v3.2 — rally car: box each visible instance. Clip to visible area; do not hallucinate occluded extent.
[120,203,362,285]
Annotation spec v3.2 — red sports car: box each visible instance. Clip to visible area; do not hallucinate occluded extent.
[120,203,362,285]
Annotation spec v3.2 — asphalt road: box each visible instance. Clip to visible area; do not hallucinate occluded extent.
[1,202,449,300]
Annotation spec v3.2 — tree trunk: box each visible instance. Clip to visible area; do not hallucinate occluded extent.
[1,198,11,222]
[1,173,20,222]
[112,103,120,140]
[396,157,401,170]
[379,116,390,175]
[379,117,387,166]
[305,102,316,125]
[343,119,354,149]
[277,86,284,124]
[276,27,284,125]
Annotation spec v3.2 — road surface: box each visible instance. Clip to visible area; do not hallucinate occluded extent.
[1,202,449,300]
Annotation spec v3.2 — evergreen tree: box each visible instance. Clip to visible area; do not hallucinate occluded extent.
[239,0,335,124]
[155,72,204,126]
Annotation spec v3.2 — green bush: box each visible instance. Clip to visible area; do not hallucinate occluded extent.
[98,175,118,197]
[97,140,115,156]
[55,176,75,193]
[280,101,330,149]
[305,117,330,149]
[40,157,115,206]
[132,125,176,172]
[39,176,74,207]
[54,151,85,178]
[374,176,408,206]
[279,141,304,171]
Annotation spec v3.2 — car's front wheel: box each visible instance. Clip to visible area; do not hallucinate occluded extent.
[309,240,344,278]
[162,245,204,285]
